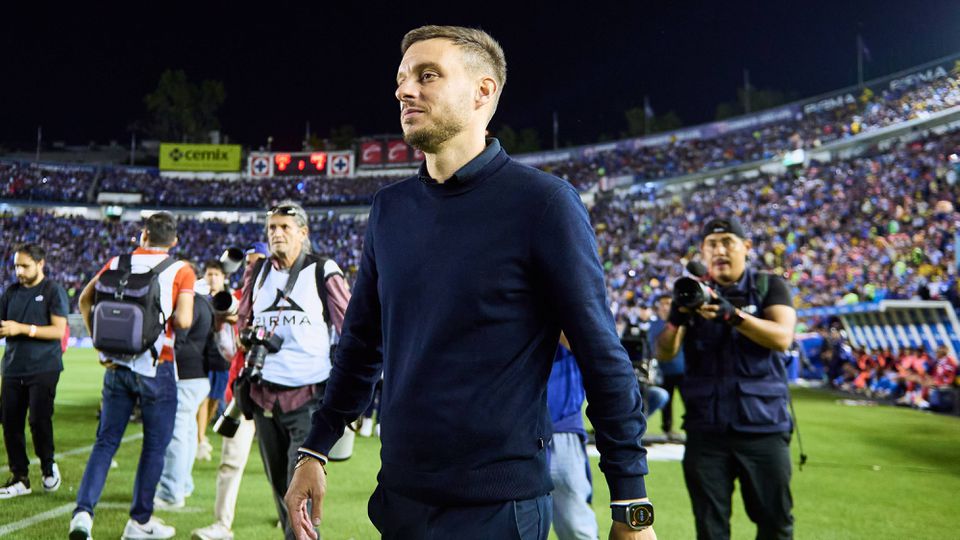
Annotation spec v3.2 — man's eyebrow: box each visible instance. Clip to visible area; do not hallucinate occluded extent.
[397,61,443,83]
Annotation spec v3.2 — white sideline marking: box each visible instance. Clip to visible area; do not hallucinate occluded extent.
[0,433,144,475]
[0,501,202,536]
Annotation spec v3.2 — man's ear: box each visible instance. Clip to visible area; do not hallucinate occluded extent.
[476,76,498,109]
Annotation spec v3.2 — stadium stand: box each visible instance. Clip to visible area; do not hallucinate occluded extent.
[4,60,959,207]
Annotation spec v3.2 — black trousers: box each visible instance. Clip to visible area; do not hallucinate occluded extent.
[683,430,794,540]
[1,371,61,478]
[252,388,321,540]
[660,373,684,433]
[368,484,552,540]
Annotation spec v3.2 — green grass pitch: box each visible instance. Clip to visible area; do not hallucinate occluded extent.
[0,349,958,539]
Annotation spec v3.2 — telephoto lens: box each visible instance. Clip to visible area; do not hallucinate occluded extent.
[212,290,239,316]
[220,247,244,275]
[213,398,243,438]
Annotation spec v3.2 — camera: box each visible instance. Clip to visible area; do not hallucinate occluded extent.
[212,326,284,437]
[238,326,284,384]
[220,247,244,275]
[673,276,716,310]
[212,398,244,437]
[212,290,239,317]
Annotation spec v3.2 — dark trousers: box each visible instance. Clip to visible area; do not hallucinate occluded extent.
[253,389,321,540]
[660,373,684,433]
[683,430,794,540]
[1,371,61,478]
[368,484,552,540]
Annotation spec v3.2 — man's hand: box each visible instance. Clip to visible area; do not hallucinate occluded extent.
[0,320,25,338]
[610,521,657,539]
[284,458,327,540]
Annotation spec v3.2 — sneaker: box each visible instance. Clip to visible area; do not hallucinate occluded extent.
[359,417,374,437]
[196,439,213,462]
[191,523,234,540]
[42,463,62,492]
[69,511,93,540]
[121,516,175,539]
[153,496,185,510]
[0,476,31,499]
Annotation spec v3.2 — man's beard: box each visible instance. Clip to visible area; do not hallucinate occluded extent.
[403,109,467,154]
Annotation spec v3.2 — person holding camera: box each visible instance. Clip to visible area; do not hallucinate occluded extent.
[235,201,349,540]
[193,244,272,540]
[195,259,236,463]
[620,298,669,420]
[656,216,796,540]
[155,261,224,508]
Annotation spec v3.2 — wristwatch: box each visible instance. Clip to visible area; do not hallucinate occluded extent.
[611,501,654,530]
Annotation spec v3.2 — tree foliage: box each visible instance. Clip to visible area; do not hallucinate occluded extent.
[144,69,225,142]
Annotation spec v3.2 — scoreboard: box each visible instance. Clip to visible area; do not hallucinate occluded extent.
[248,150,354,178]
[274,152,328,176]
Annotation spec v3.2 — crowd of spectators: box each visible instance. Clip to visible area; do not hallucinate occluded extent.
[5,65,960,207]
[0,211,367,310]
[98,172,396,207]
[597,127,960,322]
[820,325,958,411]
[545,67,960,190]
[0,161,93,203]
[4,126,960,325]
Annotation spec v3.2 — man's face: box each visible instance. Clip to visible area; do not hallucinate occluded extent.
[204,267,225,294]
[395,38,478,153]
[655,297,672,320]
[267,215,307,259]
[702,233,750,285]
[638,305,653,322]
[14,252,42,286]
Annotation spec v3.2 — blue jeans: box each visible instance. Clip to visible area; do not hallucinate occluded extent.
[156,377,210,503]
[549,432,598,540]
[368,484,551,540]
[643,385,669,418]
[74,362,177,523]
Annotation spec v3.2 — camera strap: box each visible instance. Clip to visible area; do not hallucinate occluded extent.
[250,252,307,336]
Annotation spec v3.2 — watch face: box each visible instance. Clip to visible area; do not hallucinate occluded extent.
[630,504,654,528]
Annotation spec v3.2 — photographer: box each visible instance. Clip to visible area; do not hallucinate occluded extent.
[656,216,796,540]
[620,298,669,419]
[238,201,349,540]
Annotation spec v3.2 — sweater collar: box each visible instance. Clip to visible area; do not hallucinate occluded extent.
[417,138,503,195]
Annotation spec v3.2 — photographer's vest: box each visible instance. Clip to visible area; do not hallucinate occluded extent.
[679,268,792,434]
[250,255,337,387]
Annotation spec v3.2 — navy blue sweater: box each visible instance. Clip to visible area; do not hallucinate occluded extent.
[303,142,647,504]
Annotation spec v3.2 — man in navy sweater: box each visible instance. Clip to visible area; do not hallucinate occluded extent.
[286,25,656,540]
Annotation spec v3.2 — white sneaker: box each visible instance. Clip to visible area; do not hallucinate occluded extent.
[42,463,62,492]
[0,477,31,499]
[359,417,374,437]
[196,439,214,462]
[153,496,185,510]
[69,511,93,540]
[191,523,234,540]
[121,516,175,539]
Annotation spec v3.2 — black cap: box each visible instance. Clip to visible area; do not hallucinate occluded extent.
[701,216,747,240]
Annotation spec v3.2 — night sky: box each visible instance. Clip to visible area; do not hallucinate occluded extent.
[3,0,959,152]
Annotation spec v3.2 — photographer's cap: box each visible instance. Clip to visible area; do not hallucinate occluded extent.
[246,242,269,256]
[701,216,747,240]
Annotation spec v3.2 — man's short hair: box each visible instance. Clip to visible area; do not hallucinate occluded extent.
[144,211,177,247]
[204,259,224,273]
[14,242,45,263]
[401,25,507,97]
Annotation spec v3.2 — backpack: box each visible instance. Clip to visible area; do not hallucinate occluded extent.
[92,254,176,359]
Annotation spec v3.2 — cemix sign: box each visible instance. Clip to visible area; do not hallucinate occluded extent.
[159,143,242,172]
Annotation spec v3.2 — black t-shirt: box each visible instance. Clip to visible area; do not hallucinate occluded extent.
[0,278,70,376]
[760,274,793,309]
